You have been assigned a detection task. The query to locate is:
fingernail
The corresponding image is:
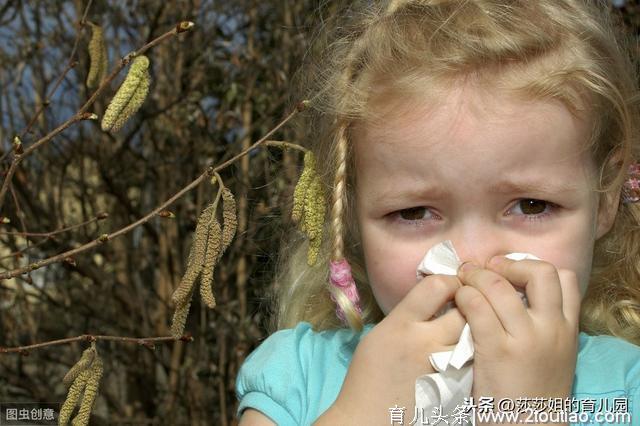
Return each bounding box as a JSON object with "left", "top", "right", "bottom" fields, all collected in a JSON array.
[
  {"left": 459, "top": 262, "right": 478, "bottom": 273},
  {"left": 489, "top": 255, "right": 506, "bottom": 267}
]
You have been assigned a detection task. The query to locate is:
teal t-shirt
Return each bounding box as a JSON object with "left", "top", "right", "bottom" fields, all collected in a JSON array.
[{"left": 235, "top": 322, "right": 640, "bottom": 425}]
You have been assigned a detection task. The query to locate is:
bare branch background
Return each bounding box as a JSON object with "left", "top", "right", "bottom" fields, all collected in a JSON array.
[
  {"left": 0, "top": 0, "right": 340, "bottom": 424},
  {"left": 0, "top": 0, "right": 636, "bottom": 424}
]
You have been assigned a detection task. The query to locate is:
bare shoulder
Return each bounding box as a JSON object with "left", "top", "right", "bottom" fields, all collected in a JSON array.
[{"left": 238, "top": 409, "right": 276, "bottom": 426}]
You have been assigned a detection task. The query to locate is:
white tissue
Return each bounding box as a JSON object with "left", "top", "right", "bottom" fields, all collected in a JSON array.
[{"left": 414, "top": 240, "right": 540, "bottom": 417}]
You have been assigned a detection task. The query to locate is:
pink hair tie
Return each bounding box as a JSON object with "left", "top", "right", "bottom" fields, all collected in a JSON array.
[
  {"left": 329, "top": 259, "right": 362, "bottom": 325},
  {"left": 622, "top": 163, "right": 640, "bottom": 204}
]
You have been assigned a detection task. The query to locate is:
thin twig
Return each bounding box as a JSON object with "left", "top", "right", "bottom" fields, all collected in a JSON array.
[
  {"left": 0, "top": 106, "right": 301, "bottom": 281},
  {"left": 0, "top": 212, "right": 108, "bottom": 238},
  {"left": 0, "top": 237, "right": 50, "bottom": 261},
  {"left": 0, "top": 108, "right": 302, "bottom": 355},
  {"left": 8, "top": 182, "right": 31, "bottom": 271},
  {"left": 8, "top": 183, "right": 28, "bottom": 239},
  {"left": 0, "top": 333, "right": 193, "bottom": 354},
  {"left": 19, "top": 60, "right": 80, "bottom": 141},
  {"left": 213, "top": 171, "right": 225, "bottom": 190},
  {"left": 264, "top": 140, "right": 307, "bottom": 153},
  {"left": 0, "top": 1, "right": 94, "bottom": 167},
  {"left": 0, "top": 214, "right": 91, "bottom": 262},
  {"left": 0, "top": 20, "right": 195, "bottom": 213}
]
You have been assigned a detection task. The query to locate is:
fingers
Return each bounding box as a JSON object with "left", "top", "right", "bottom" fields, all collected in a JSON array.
[
  {"left": 429, "top": 306, "right": 468, "bottom": 346},
  {"left": 557, "top": 269, "right": 581, "bottom": 328},
  {"left": 454, "top": 284, "right": 507, "bottom": 345},
  {"left": 457, "top": 262, "right": 533, "bottom": 336},
  {"left": 391, "top": 274, "right": 462, "bottom": 323},
  {"left": 483, "top": 257, "right": 564, "bottom": 318}
]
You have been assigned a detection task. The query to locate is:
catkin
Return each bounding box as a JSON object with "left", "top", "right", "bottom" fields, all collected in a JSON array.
[
  {"left": 308, "top": 234, "right": 322, "bottom": 265},
  {"left": 292, "top": 151, "right": 315, "bottom": 224},
  {"left": 305, "top": 177, "right": 324, "bottom": 241},
  {"left": 171, "top": 265, "right": 199, "bottom": 307},
  {"left": 86, "top": 23, "right": 108, "bottom": 89},
  {"left": 71, "top": 357, "right": 103, "bottom": 426},
  {"left": 63, "top": 347, "right": 96, "bottom": 386},
  {"left": 59, "top": 370, "right": 90, "bottom": 425},
  {"left": 171, "top": 184, "right": 234, "bottom": 331},
  {"left": 109, "top": 69, "right": 150, "bottom": 132},
  {"left": 200, "top": 219, "right": 221, "bottom": 309},
  {"left": 171, "top": 203, "right": 214, "bottom": 305},
  {"left": 291, "top": 151, "right": 326, "bottom": 265},
  {"left": 101, "top": 55, "right": 150, "bottom": 132},
  {"left": 171, "top": 297, "right": 192, "bottom": 338},
  {"left": 220, "top": 188, "right": 237, "bottom": 256},
  {"left": 304, "top": 176, "right": 326, "bottom": 265}
]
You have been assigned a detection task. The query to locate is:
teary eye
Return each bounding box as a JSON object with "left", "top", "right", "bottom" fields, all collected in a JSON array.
[
  {"left": 510, "top": 199, "right": 558, "bottom": 224},
  {"left": 390, "top": 199, "right": 559, "bottom": 227},
  {"left": 517, "top": 199, "right": 547, "bottom": 215},
  {"left": 399, "top": 206, "right": 428, "bottom": 221}
]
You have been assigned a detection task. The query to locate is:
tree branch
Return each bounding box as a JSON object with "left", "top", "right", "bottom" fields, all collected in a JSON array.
[
  {"left": 0, "top": 333, "right": 193, "bottom": 354},
  {"left": 0, "top": 105, "right": 303, "bottom": 281},
  {"left": 0, "top": 20, "right": 195, "bottom": 213}
]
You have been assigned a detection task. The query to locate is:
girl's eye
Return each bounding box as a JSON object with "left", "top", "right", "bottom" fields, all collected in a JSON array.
[
  {"left": 399, "top": 207, "right": 426, "bottom": 220},
  {"left": 509, "top": 199, "right": 557, "bottom": 223},
  {"left": 392, "top": 199, "right": 557, "bottom": 225},
  {"left": 398, "top": 206, "right": 430, "bottom": 221}
]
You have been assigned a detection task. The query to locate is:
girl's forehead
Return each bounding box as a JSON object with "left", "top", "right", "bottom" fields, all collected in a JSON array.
[
  {"left": 357, "top": 52, "right": 593, "bottom": 127},
  {"left": 351, "top": 83, "right": 596, "bottom": 187},
  {"left": 354, "top": 83, "right": 583, "bottom": 147}
]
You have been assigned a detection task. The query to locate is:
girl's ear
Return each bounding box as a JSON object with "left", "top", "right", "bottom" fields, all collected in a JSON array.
[
  {"left": 595, "top": 186, "right": 621, "bottom": 240},
  {"left": 595, "top": 151, "right": 623, "bottom": 240}
]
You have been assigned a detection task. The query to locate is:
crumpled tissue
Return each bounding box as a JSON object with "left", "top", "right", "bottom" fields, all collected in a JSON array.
[{"left": 414, "top": 240, "right": 540, "bottom": 416}]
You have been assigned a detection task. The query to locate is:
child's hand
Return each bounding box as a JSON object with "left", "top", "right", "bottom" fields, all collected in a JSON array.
[
  {"left": 455, "top": 257, "right": 581, "bottom": 411},
  {"left": 318, "top": 274, "right": 467, "bottom": 424}
]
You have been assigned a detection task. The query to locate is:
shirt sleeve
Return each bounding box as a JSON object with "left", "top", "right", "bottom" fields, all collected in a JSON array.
[
  {"left": 235, "top": 322, "right": 314, "bottom": 425},
  {"left": 572, "top": 334, "right": 640, "bottom": 425}
]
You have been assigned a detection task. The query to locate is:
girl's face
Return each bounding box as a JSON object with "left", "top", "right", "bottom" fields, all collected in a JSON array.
[{"left": 353, "top": 83, "right": 619, "bottom": 315}]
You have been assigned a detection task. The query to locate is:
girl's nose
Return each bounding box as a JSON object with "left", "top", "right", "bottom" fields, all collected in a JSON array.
[{"left": 449, "top": 226, "right": 507, "bottom": 267}]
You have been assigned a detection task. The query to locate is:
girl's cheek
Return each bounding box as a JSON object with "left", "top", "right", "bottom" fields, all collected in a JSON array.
[
  {"left": 368, "top": 257, "right": 422, "bottom": 314},
  {"left": 361, "top": 228, "right": 429, "bottom": 312}
]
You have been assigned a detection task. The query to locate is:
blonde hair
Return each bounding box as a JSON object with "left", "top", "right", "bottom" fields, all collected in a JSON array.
[{"left": 269, "top": 0, "right": 640, "bottom": 344}]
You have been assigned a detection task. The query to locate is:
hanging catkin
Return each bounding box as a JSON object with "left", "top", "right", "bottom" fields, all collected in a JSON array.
[
  {"left": 220, "top": 188, "right": 237, "bottom": 256},
  {"left": 170, "top": 183, "right": 239, "bottom": 336},
  {"left": 171, "top": 203, "right": 215, "bottom": 306},
  {"left": 200, "top": 218, "right": 221, "bottom": 309},
  {"left": 86, "top": 23, "right": 108, "bottom": 89},
  {"left": 109, "top": 68, "right": 150, "bottom": 131},
  {"left": 63, "top": 346, "right": 96, "bottom": 386},
  {"left": 171, "top": 293, "right": 193, "bottom": 338},
  {"left": 101, "top": 55, "right": 150, "bottom": 132},
  {"left": 292, "top": 151, "right": 315, "bottom": 224},
  {"left": 304, "top": 176, "right": 326, "bottom": 265},
  {"left": 291, "top": 151, "right": 326, "bottom": 265},
  {"left": 71, "top": 357, "right": 104, "bottom": 426},
  {"left": 59, "top": 370, "right": 90, "bottom": 425},
  {"left": 59, "top": 346, "right": 104, "bottom": 426},
  {"left": 305, "top": 177, "right": 324, "bottom": 241},
  {"left": 170, "top": 199, "right": 219, "bottom": 336}
]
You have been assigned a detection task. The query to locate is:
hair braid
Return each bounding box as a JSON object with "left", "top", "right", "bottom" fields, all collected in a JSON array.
[
  {"left": 328, "top": 122, "right": 364, "bottom": 331},
  {"left": 331, "top": 124, "right": 348, "bottom": 262}
]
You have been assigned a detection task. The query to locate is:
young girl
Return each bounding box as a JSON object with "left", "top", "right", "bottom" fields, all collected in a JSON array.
[{"left": 236, "top": 0, "right": 640, "bottom": 424}]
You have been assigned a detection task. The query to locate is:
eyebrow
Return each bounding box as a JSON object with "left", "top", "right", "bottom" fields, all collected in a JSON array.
[{"left": 374, "top": 178, "right": 580, "bottom": 204}]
